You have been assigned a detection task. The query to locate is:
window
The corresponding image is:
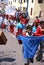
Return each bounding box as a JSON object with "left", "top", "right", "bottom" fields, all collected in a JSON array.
[
  {"left": 24, "top": 0, "right": 27, "bottom": 3},
  {"left": 23, "top": 7, "right": 26, "bottom": 11},
  {"left": 13, "top": 0, "right": 16, "bottom": 2},
  {"left": 19, "top": 0, "right": 22, "bottom": 3},
  {"left": 9, "top": 1, "right": 12, "bottom": 5},
  {"left": 15, "top": 0, "right": 16, "bottom": 2},
  {"left": 9, "top": 1, "right": 10, "bottom": 4},
  {"left": 1, "top": 0, "right": 3, "bottom": 1},
  {"left": 32, "top": 0, "right": 34, "bottom": 3},
  {"left": 11, "top": 1, "right": 12, "bottom": 4},
  {"left": 30, "top": 8, "right": 33, "bottom": 15},
  {"left": 38, "top": 0, "right": 43, "bottom": 3}
]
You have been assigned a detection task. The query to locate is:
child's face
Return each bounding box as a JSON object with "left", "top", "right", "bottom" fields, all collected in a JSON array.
[
  {"left": 27, "top": 29, "right": 31, "bottom": 34},
  {"left": 28, "top": 29, "right": 32, "bottom": 35},
  {"left": 28, "top": 30, "right": 31, "bottom": 33},
  {"left": 34, "top": 22, "right": 37, "bottom": 26}
]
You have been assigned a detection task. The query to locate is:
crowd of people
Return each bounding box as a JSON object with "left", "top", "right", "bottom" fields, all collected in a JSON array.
[
  {"left": 0, "top": 12, "right": 44, "bottom": 65},
  {"left": 15, "top": 16, "right": 44, "bottom": 65}
]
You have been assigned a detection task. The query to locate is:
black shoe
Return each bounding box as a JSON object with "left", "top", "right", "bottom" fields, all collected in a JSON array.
[
  {"left": 36, "top": 57, "right": 42, "bottom": 61},
  {"left": 30, "top": 58, "right": 34, "bottom": 63},
  {"left": 24, "top": 63, "right": 29, "bottom": 65}
]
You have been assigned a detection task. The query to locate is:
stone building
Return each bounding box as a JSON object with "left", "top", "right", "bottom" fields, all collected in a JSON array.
[{"left": 28, "top": 0, "right": 44, "bottom": 18}]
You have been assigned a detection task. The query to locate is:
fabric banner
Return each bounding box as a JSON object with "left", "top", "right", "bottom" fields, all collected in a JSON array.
[{"left": 17, "top": 36, "right": 44, "bottom": 58}]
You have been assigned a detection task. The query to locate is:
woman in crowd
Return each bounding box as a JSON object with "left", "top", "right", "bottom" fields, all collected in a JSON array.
[
  {"left": 33, "top": 21, "right": 43, "bottom": 61},
  {"left": 32, "top": 21, "right": 37, "bottom": 35}
]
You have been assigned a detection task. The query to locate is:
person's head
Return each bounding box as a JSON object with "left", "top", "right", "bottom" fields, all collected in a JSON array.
[
  {"left": 26, "top": 25, "right": 32, "bottom": 35},
  {"left": 36, "top": 16, "right": 39, "bottom": 20},
  {"left": 33, "top": 22, "right": 37, "bottom": 26},
  {"left": 32, "top": 21, "right": 38, "bottom": 28}
]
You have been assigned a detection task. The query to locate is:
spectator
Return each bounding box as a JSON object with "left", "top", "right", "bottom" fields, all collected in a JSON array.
[
  {"left": 34, "top": 16, "right": 40, "bottom": 23},
  {"left": 34, "top": 21, "right": 42, "bottom": 36},
  {"left": 32, "top": 22, "right": 37, "bottom": 34},
  {"left": 3, "top": 16, "right": 9, "bottom": 31},
  {"left": 21, "top": 25, "right": 34, "bottom": 65},
  {"left": 34, "top": 21, "right": 43, "bottom": 61},
  {"left": 16, "top": 20, "right": 26, "bottom": 36}
]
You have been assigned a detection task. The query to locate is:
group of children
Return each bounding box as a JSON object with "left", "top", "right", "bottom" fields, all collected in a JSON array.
[
  {"left": 16, "top": 16, "right": 44, "bottom": 37},
  {"left": 0, "top": 14, "right": 17, "bottom": 32},
  {"left": 0, "top": 14, "right": 44, "bottom": 65},
  {"left": 16, "top": 16, "right": 44, "bottom": 65}
]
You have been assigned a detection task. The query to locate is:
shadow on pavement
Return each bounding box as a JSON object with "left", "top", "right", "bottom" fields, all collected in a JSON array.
[{"left": 0, "top": 57, "right": 16, "bottom": 62}]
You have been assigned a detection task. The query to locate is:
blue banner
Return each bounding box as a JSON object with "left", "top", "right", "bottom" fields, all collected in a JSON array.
[{"left": 17, "top": 36, "right": 44, "bottom": 58}]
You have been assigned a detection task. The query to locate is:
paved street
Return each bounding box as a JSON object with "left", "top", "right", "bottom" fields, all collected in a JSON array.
[{"left": 0, "top": 31, "right": 44, "bottom": 65}]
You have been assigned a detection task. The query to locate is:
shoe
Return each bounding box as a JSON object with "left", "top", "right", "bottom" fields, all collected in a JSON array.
[
  {"left": 24, "top": 63, "right": 29, "bottom": 65},
  {"left": 36, "top": 58, "right": 42, "bottom": 61},
  {"left": 30, "top": 58, "right": 34, "bottom": 63},
  {"left": 36, "top": 56, "right": 42, "bottom": 61}
]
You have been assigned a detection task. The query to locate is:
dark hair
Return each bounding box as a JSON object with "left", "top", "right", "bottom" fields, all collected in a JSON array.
[
  {"left": 26, "top": 25, "right": 32, "bottom": 30},
  {"left": 36, "top": 16, "right": 38, "bottom": 18},
  {"left": 40, "top": 20, "right": 44, "bottom": 25},
  {"left": 32, "top": 22, "right": 38, "bottom": 28}
]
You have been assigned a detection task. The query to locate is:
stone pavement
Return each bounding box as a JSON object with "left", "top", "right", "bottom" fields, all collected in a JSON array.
[
  {"left": 0, "top": 31, "right": 44, "bottom": 65},
  {"left": 0, "top": 31, "right": 24, "bottom": 65}
]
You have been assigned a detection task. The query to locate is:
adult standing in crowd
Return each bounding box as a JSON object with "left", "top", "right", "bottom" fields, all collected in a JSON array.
[
  {"left": 34, "top": 21, "right": 43, "bottom": 61},
  {"left": 32, "top": 21, "right": 37, "bottom": 34},
  {"left": 34, "top": 16, "right": 40, "bottom": 23}
]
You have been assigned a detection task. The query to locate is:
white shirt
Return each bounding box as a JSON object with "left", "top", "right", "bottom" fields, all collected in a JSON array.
[
  {"left": 26, "top": 32, "right": 29, "bottom": 36},
  {"left": 3, "top": 18, "right": 9, "bottom": 25},
  {"left": 10, "top": 20, "right": 14, "bottom": 25},
  {"left": 13, "top": 20, "right": 17, "bottom": 26}
]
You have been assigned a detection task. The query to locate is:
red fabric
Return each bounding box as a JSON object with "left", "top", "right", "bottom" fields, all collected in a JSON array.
[
  {"left": 16, "top": 28, "right": 23, "bottom": 36},
  {"left": 22, "top": 33, "right": 26, "bottom": 36},
  {"left": 16, "top": 28, "right": 23, "bottom": 45},
  {"left": 34, "top": 19, "right": 40, "bottom": 23},
  {"left": 10, "top": 25, "right": 14, "bottom": 33},
  {"left": 2, "top": 23, "right": 6, "bottom": 28},
  {"left": 18, "top": 28, "right": 22, "bottom": 34},
  {"left": 23, "top": 20, "right": 27, "bottom": 24},
  {"left": 20, "top": 18, "right": 24, "bottom": 21},
  {"left": 21, "top": 18, "right": 28, "bottom": 24},
  {"left": 19, "top": 16, "right": 23, "bottom": 19},
  {"left": 34, "top": 27, "right": 42, "bottom": 36},
  {"left": 16, "top": 32, "right": 18, "bottom": 37}
]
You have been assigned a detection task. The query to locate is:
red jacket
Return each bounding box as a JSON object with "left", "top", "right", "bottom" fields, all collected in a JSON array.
[
  {"left": 34, "top": 26, "right": 42, "bottom": 36},
  {"left": 34, "top": 19, "right": 40, "bottom": 23}
]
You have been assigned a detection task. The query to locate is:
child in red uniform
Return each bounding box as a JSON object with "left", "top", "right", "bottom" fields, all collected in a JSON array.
[
  {"left": 22, "top": 25, "right": 32, "bottom": 36},
  {"left": 34, "top": 21, "right": 42, "bottom": 36},
  {"left": 34, "top": 21, "right": 43, "bottom": 61},
  {"left": 16, "top": 20, "right": 26, "bottom": 44},
  {"left": 34, "top": 16, "right": 40, "bottom": 23}
]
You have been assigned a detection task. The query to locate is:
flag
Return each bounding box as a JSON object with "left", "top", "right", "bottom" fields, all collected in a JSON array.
[{"left": 16, "top": 35, "right": 44, "bottom": 58}]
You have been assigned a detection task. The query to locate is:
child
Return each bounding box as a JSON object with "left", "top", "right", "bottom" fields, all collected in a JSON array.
[
  {"left": 22, "top": 25, "right": 34, "bottom": 65},
  {"left": 35, "top": 21, "right": 44, "bottom": 61},
  {"left": 24, "top": 25, "right": 32, "bottom": 36},
  {"left": 16, "top": 20, "right": 26, "bottom": 44},
  {"left": 32, "top": 22, "right": 37, "bottom": 34}
]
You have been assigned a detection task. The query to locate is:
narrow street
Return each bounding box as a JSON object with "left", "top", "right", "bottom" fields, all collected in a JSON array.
[{"left": 0, "top": 31, "right": 44, "bottom": 65}]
